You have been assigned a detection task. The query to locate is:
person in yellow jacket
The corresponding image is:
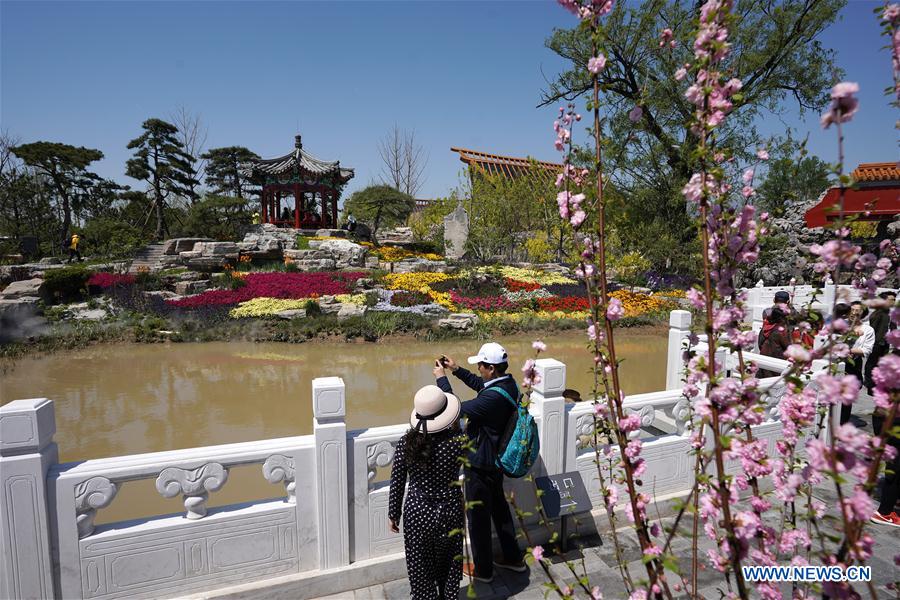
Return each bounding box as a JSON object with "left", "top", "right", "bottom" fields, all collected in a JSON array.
[
  {"left": 68, "top": 233, "right": 82, "bottom": 263},
  {"left": 251, "top": 211, "right": 261, "bottom": 225}
]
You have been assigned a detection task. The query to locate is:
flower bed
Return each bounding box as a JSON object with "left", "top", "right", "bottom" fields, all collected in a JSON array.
[
  {"left": 88, "top": 272, "right": 135, "bottom": 290},
  {"left": 504, "top": 277, "right": 541, "bottom": 292},
  {"left": 467, "top": 266, "right": 576, "bottom": 286},
  {"left": 535, "top": 296, "right": 591, "bottom": 312},
  {"left": 390, "top": 290, "right": 431, "bottom": 307},
  {"left": 168, "top": 271, "right": 366, "bottom": 308},
  {"left": 449, "top": 291, "right": 522, "bottom": 312},
  {"left": 609, "top": 289, "right": 672, "bottom": 317}
]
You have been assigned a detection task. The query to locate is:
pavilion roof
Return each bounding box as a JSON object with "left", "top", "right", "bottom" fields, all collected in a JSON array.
[
  {"left": 247, "top": 136, "right": 354, "bottom": 184},
  {"left": 450, "top": 147, "right": 562, "bottom": 182},
  {"left": 852, "top": 162, "right": 900, "bottom": 184}
]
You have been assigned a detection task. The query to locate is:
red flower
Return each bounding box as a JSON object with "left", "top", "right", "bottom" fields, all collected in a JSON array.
[
  {"left": 88, "top": 272, "right": 136, "bottom": 289},
  {"left": 168, "top": 271, "right": 366, "bottom": 308},
  {"left": 536, "top": 296, "right": 590, "bottom": 312},
  {"left": 504, "top": 277, "right": 541, "bottom": 292}
]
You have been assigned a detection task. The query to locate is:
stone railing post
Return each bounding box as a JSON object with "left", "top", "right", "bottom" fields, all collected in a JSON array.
[
  {"left": 0, "top": 398, "right": 58, "bottom": 600},
  {"left": 530, "top": 359, "right": 567, "bottom": 477},
  {"left": 822, "top": 277, "right": 836, "bottom": 316},
  {"left": 312, "top": 377, "right": 349, "bottom": 570},
  {"left": 666, "top": 310, "right": 692, "bottom": 390}
]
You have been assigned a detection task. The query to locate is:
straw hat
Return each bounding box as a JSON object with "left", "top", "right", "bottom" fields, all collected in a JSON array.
[{"left": 409, "top": 385, "right": 461, "bottom": 434}]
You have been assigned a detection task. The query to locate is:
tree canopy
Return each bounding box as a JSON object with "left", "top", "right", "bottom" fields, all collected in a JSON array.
[
  {"left": 543, "top": 0, "right": 844, "bottom": 273},
  {"left": 12, "top": 141, "right": 105, "bottom": 244},
  {"left": 126, "top": 118, "right": 199, "bottom": 240},
  {"left": 201, "top": 146, "right": 261, "bottom": 199},
  {"left": 342, "top": 184, "right": 415, "bottom": 241}
]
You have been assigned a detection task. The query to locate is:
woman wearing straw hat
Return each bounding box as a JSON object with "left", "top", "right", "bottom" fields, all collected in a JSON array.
[{"left": 388, "top": 385, "right": 465, "bottom": 599}]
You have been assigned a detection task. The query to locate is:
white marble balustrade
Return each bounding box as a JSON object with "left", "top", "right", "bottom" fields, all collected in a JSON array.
[{"left": 0, "top": 310, "right": 838, "bottom": 600}]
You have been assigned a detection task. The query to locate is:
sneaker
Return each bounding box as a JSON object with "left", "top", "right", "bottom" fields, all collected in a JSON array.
[
  {"left": 870, "top": 511, "right": 900, "bottom": 527},
  {"left": 462, "top": 562, "right": 493, "bottom": 583},
  {"left": 493, "top": 558, "right": 528, "bottom": 573}
]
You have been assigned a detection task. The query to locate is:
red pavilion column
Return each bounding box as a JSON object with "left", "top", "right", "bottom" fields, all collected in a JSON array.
[
  {"left": 321, "top": 189, "right": 327, "bottom": 230},
  {"left": 331, "top": 190, "right": 338, "bottom": 229},
  {"left": 294, "top": 184, "right": 301, "bottom": 229},
  {"left": 262, "top": 189, "right": 268, "bottom": 223}
]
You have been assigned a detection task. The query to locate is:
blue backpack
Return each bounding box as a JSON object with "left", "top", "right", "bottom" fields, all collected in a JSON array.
[{"left": 492, "top": 386, "right": 540, "bottom": 478}]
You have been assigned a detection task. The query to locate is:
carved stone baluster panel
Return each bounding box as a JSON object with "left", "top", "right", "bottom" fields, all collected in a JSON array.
[
  {"left": 263, "top": 454, "right": 296, "bottom": 504},
  {"left": 574, "top": 413, "right": 595, "bottom": 450},
  {"left": 155, "top": 462, "right": 228, "bottom": 520},
  {"left": 74, "top": 477, "right": 118, "bottom": 538},
  {"left": 668, "top": 398, "right": 692, "bottom": 436},
  {"left": 625, "top": 405, "right": 656, "bottom": 439},
  {"left": 366, "top": 441, "right": 396, "bottom": 489},
  {"left": 763, "top": 382, "right": 786, "bottom": 422}
]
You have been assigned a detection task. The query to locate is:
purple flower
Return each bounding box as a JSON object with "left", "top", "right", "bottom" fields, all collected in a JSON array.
[
  {"left": 628, "top": 105, "right": 643, "bottom": 122},
  {"left": 588, "top": 54, "right": 607, "bottom": 73},
  {"left": 820, "top": 81, "right": 860, "bottom": 129},
  {"left": 606, "top": 297, "right": 625, "bottom": 321}
]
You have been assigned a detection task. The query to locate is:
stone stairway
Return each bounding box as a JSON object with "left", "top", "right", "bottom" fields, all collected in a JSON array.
[{"left": 128, "top": 243, "right": 167, "bottom": 273}]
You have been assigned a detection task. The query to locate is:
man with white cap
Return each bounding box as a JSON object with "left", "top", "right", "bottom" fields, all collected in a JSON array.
[{"left": 433, "top": 341, "right": 526, "bottom": 582}]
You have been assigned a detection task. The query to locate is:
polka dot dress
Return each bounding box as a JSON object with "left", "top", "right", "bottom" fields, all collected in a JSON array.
[{"left": 389, "top": 431, "right": 465, "bottom": 600}]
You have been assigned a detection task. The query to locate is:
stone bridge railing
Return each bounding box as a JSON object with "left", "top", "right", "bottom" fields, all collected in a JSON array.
[{"left": 2, "top": 312, "right": 833, "bottom": 600}]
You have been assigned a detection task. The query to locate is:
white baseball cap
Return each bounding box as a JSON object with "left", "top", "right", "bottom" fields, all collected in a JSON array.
[{"left": 467, "top": 342, "right": 508, "bottom": 365}]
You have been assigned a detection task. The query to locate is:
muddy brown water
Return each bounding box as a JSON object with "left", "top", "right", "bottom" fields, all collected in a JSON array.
[{"left": 1, "top": 330, "right": 667, "bottom": 523}]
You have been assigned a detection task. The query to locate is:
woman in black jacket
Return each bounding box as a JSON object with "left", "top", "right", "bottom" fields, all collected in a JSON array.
[{"left": 389, "top": 385, "right": 465, "bottom": 599}]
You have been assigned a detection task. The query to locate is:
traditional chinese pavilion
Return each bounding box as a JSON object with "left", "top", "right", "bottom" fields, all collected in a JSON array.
[
  {"left": 246, "top": 135, "right": 354, "bottom": 229},
  {"left": 804, "top": 162, "right": 900, "bottom": 232}
]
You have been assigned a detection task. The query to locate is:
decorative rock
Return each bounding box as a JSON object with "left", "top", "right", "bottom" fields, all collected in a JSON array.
[
  {"left": 376, "top": 227, "right": 414, "bottom": 244},
  {"left": 178, "top": 250, "right": 202, "bottom": 260},
  {"left": 143, "top": 290, "right": 179, "bottom": 301},
  {"left": 183, "top": 256, "right": 232, "bottom": 272},
  {"left": 364, "top": 256, "right": 380, "bottom": 269},
  {"left": 161, "top": 238, "right": 213, "bottom": 255},
  {"left": 276, "top": 309, "right": 307, "bottom": 320},
  {"left": 315, "top": 229, "right": 347, "bottom": 238},
  {"left": 38, "top": 257, "right": 62, "bottom": 265},
  {"left": 284, "top": 249, "right": 331, "bottom": 260},
  {"left": 391, "top": 258, "right": 449, "bottom": 274},
  {"left": 293, "top": 259, "right": 337, "bottom": 271},
  {"left": 317, "top": 239, "right": 366, "bottom": 268},
  {"left": 420, "top": 304, "right": 450, "bottom": 317},
  {"left": 174, "top": 280, "right": 209, "bottom": 295},
  {"left": 0, "top": 297, "right": 46, "bottom": 343},
  {"left": 438, "top": 313, "right": 479, "bottom": 330},
  {"left": 443, "top": 203, "right": 469, "bottom": 259},
  {"left": 193, "top": 241, "right": 239, "bottom": 256},
  {"left": 354, "top": 278, "right": 374, "bottom": 290},
  {"left": 337, "top": 303, "right": 367, "bottom": 320},
  {"left": 0, "top": 278, "right": 43, "bottom": 299}
]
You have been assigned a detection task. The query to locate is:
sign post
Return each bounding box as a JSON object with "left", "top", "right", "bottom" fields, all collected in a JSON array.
[{"left": 534, "top": 471, "right": 593, "bottom": 562}]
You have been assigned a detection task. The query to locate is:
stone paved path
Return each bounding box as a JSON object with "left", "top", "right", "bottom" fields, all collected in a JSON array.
[{"left": 313, "top": 397, "right": 900, "bottom": 600}]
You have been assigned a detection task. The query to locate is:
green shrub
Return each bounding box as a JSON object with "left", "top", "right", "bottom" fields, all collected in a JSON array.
[
  {"left": 304, "top": 299, "right": 322, "bottom": 316},
  {"left": 134, "top": 271, "right": 164, "bottom": 291},
  {"left": 296, "top": 236, "right": 311, "bottom": 250},
  {"left": 41, "top": 265, "right": 91, "bottom": 304}
]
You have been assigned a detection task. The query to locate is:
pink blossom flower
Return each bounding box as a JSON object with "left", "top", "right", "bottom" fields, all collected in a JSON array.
[
  {"left": 741, "top": 185, "right": 755, "bottom": 198},
  {"left": 588, "top": 54, "right": 607, "bottom": 73},
  {"left": 532, "top": 340, "right": 547, "bottom": 353},
  {"left": 872, "top": 354, "right": 900, "bottom": 390},
  {"left": 591, "top": 586, "right": 603, "bottom": 600},
  {"left": 607, "top": 297, "right": 625, "bottom": 321},
  {"left": 883, "top": 3, "right": 900, "bottom": 23},
  {"left": 628, "top": 105, "right": 643, "bottom": 122},
  {"left": 742, "top": 168, "right": 755, "bottom": 184},
  {"left": 820, "top": 81, "right": 860, "bottom": 129},
  {"left": 674, "top": 66, "right": 688, "bottom": 80},
  {"left": 570, "top": 210, "right": 587, "bottom": 228},
  {"left": 756, "top": 149, "right": 770, "bottom": 160},
  {"left": 784, "top": 344, "right": 811, "bottom": 363},
  {"left": 643, "top": 544, "right": 663, "bottom": 557},
  {"left": 659, "top": 28, "right": 674, "bottom": 47},
  {"left": 531, "top": 545, "right": 544, "bottom": 562}
]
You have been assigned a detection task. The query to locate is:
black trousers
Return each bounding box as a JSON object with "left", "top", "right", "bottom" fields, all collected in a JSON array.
[
  {"left": 872, "top": 413, "right": 900, "bottom": 515},
  {"left": 840, "top": 359, "right": 864, "bottom": 425},
  {"left": 464, "top": 467, "right": 521, "bottom": 578}
]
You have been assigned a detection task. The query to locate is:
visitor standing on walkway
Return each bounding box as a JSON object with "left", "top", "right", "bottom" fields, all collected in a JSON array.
[
  {"left": 67, "top": 233, "right": 82, "bottom": 263},
  {"left": 762, "top": 290, "right": 793, "bottom": 321},
  {"left": 433, "top": 342, "right": 527, "bottom": 583},
  {"left": 835, "top": 302, "right": 875, "bottom": 425},
  {"left": 388, "top": 385, "right": 465, "bottom": 600},
  {"left": 758, "top": 307, "right": 791, "bottom": 377},
  {"left": 865, "top": 291, "right": 896, "bottom": 394}
]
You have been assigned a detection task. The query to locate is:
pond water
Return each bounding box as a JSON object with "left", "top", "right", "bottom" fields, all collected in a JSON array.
[{"left": 1, "top": 330, "right": 667, "bottom": 522}]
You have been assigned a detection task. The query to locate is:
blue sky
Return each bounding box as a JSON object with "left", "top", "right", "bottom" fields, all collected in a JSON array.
[{"left": 2, "top": 1, "right": 896, "bottom": 202}]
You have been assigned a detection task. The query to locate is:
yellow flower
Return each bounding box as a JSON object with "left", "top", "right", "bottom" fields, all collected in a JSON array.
[
  {"left": 383, "top": 272, "right": 451, "bottom": 291},
  {"left": 229, "top": 297, "right": 311, "bottom": 318},
  {"left": 466, "top": 266, "right": 575, "bottom": 286}
]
